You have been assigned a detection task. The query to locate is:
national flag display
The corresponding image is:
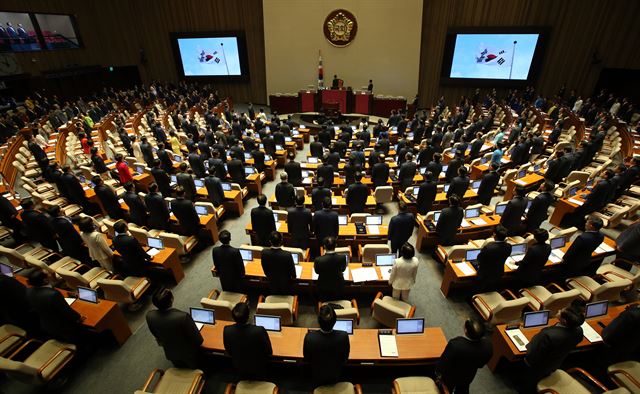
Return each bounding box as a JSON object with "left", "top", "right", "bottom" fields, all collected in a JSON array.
[
  {"left": 318, "top": 50, "right": 324, "bottom": 89},
  {"left": 475, "top": 47, "right": 510, "bottom": 67}
]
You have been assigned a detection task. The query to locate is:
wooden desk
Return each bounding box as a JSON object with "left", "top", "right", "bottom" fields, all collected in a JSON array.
[
  {"left": 169, "top": 213, "right": 219, "bottom": 244},
  {"left": 504, "top": 173, "right": 545, "bottom": 200},
  {"left": 201, "top": 320, "right": 447, "bottom": 365},
  {"left": 398, "top": 189, "right": 480, "bottom": 214},
  {"left": 110, "top": 241, "right": 184, "bottom": 284},
  {"left": 548, "top": 192, "right": 588, "bottom": 226},
  {"left": 415, "top": 214, "right": 500, "bottom": 251},
  {"left": 269, "top": 195, "right": 378, "bottom": 214}
]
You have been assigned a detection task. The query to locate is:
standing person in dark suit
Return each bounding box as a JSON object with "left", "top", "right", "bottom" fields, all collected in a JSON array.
[
  {"left": 602, "top": 304, "right": 640, "bottom": 363},
  {"left": 284, "top": 153, "right": 303, "bottom": 186},
  {"left": 388, "top": 201, "right": 415, "bottom": 253},
  {"left": 251, "top": 147, "right": 266, "bottom": 173},
  {"left": 275, "top": 172, "right": 296, "bottom": 208},
  {"left": 49, "top": 205, "right": 90, "bottom": 263},
  {"left": 303, "top": 305, "right": 350, "bottom": 388},
  {"left": 171, "top": 187, "right": 200, "bottom": 237},
  {"left": 476, "top": 163, "right": 500, "bottom": 205},
  {"left": 188, "top": 146, "right": 207, "bottom": 178},
  {"left": 151, "top": 159, "right": 173, "bottom": 198},
  {"left": 416, "top": 171, "right": 438, "bottom": 215},
  {"left": 525, "top": 181, "right": 555, "bottom": 231},
  {"left": 310, "top": 135, "right": 325, "bottom": 158},
  {"left": 317, "top": 157, "right": 335, "bottom": 188},
  {"left": 112, "top": 220, "right": 152, "bottom": 277},
  {"left": 146, "top": 289, "right": 203, "bottom": 368},
  {"left": 398, "top": 153, "right": 417, "bottom": 191},
  {"left": 313, "top": 198, "right": 339, "bottom": 246},
  {"left": 0, "top": 193, "right": 23, "bottom": 242},
  {"left": 525, "top": 306, "right": 584, "bottom": 386},
  {"left": 145, "top": 183, "right": 171, "bottom": 231},
  {"left": 60, "top": 165, "right": 90, "bottom": 208},
  {"left": 204, "top": 169, "right": 225, "bottom": 207},
  {"left": 426, "top": 153, "right": 443, "bottom": 180},
  {"left": 90, "top": 147, "right": 109, "bottom": 175},
  {"left": 500, "top": 187, "right": 528, "bottom": 236},
  {"left": 211, "top": 230, "right": 245, "bottom": 293},
  {"left": 447, "top": 166, "right": 470, "bottom": 199},
  {"left": 371, "top": 154, "right": 390, "bottom": 188},
  {"left": 93, "top": 176, "right": 126, "bottom": 219},
  {"left": 311, "top": 178, "right": 332, "bottom": 211},
  {"left": 287, "top": 196, "right": 313, "bottom": 249},
  {"left": 514, "top": 229, "right": 552, "bottom": 286},
  {"left": 27, "top": 135, "right": 47, "bottom": 169},
  {"left": 261, "top": 232, "right": 296, "bottom": 295},
  {"left": 345, "top": 172, "right": 369, "bottom": 214},
  {"left": 445, "top": 152, "right": 464, "bottom": 182},
  {"left": 314, "top": 237, "right": 347, "bottom": 301},
  {"left": 227, "top": 157, "right": 246, "bottom": 186},
  {"left": 223, "top": 302, "right": 272, "bottom": 380},
  {"left": 476, "top": 225, "right": 512, "bottom": 291},
  {"left": 0, "top": 274, "right": 34, "bottom": 331},
  {"left": 562, "top": 216, "right": 604, "bottom": 277},
  {"left": 140, "top": 136, "right": 155, "bottom": 167},
  {"left": 20, "top": 199, "right": 59, "bottom": 252},
  {"left": 436, "top": 195, "right": 464, "bottom": 246},
  {"left": 436, "top": 318, "right": 493, "bottom": 394},
  {"left": 468, "top": 132, "right": 485, "bottom": 159},
  {"left": 156, "top": 143, "right": 174, "bottom": 174},
  {"left": 176, "top": 163, "right": 197, "bottom": 202},
  {"left": 123, "top": 182, "right": 148, "bottom": 227},
  {"left": 544, "top": 151, "right": 564, "bottom": 184},
  {"left": 251, "top": 194, "right": 276, "bottom": 246}
]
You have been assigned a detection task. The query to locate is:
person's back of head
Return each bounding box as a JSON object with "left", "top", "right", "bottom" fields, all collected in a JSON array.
[
  {"left": 257, "top": 194, "right": 267, "bottom": 206},
  {"left": 28, "top": 269, "right": 47, "bottom": 287},
  {"left": 515, "top": 186, "right": 526, "bottom": 198},
  {"left": 398, "top": 201, "right": 408, "bottom": 213},
  {"left": 179, "top": 162, "right": 188, "bottom": 172},
  {"left": 124, "top": 182, "right": 134, "bottom": 192},
  {"left": 48, "top": 204, "right": 61, "bottom": 217},
  {"left": 318, "top": 304, "right": 337, "bottom": 332},
  {"left": 323, "top": 236, "right": 336, "bottom": 252},
  {"left": 400, "top": 243, "right": 415, "bottom": 259},
  {"left": 448, "top": 194, "right": 460, "bottom": 207},
  {"left": 533, "top": 228, "right": 549, "bottom": 244},
  {"left": 78, "top": 217, "right": 94, "bottom": 233},
  {"left": 494, "top": 224, "right": 508, "bottom": 241},
  {"left": 354, "top": 172, "right": 363, "bottom": 182},
  {"left": 219, "top": 229, "right": 231, "bottom": 245},
  {"left": 464, "top": 317, "right": 486, "bottom": 341},
  {"left": 152, "top": 288, "right": 173, "bottom": 311},
  {"left": 280, "top": 172, "right": 288, "bottom": 182},
  {"left": 114, "top": 220, "right": 127, "bottom": 234},
  {"left": 231, "top": 302, "right": 250, "bottom": 325},
  {"left": 586, "top": 216, "right": 604, "bottom": 231},
  {"left": 560, "top": 307, "right": 584, "bottom": 328},
  {"left": 322, "top": 196, "right": 332, "bottom": 210},
  {"left": 269, "top": 231, "right": 282, "bottom": 247},
  {"left": 175, "top": 186, "right": 185, "bottom": 198}
]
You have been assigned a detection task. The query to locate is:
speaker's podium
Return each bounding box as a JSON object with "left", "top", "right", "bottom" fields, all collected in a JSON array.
[
  {"left": 322, "top": 89, "right": 347, "bottom": 113},
  {"left": 355, "top": 91, "right": 373, "bottom": 115},
  {"left": 298, "top": 89, "right": 317, "bottom": 112}
]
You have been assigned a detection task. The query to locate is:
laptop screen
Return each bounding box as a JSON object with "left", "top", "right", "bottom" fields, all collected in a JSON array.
[
  {"left": 196, "top": 206, "right": 208, "bottom": 216},
  {"left": 244, "top": 167, "right": 256, "bottom": 175},
  {"left": 136, "top": 165, "right": 145, "bottom": 174},
  {"left": 444, "top": 184, "right": 450, "bottom": 193},
  {"left": 550, "top": 236, "right": 566, "bottom": 250},
  {"left": 273, "top": 213, "right": 279, "bottom": 223},
  {"left": 291, "top": 253, "right": 299, "bottom": 265},
  {"left": 275, "top": 144, "right": 283, "bottom": 151},
  {"left": 301, "top": 170, "right": 309, "bottom": 178},
  {"left": 239, "top": 249, "right": 253, "bottom": 261},
  {"left": 170, "top": 175, "right": 177, "bottom": 184},
  {"left": 523, "top": 310, "right": 549, "bottom": 328},
  {"left": 0, "top": 262, "right": 14, "bottom": 277},
  {"left": 194, "top": 179, "right": 204, "bottom": 188},
  {"left": 569, "top": 187, "right": 578, "bottom": 197},
  {"left": 375, "top": 254, "right": 396, "bottom": 266},
  {"left": 174, "top": 155, "right": 182, "bottom": 162},
  {"left": 338, "top": 215, "right": 348, "bottom": 225},
  {"left": 334, "top": 319, "right": 354, "bottom": 335},
  {"left": 396, "top": 318, "right": 425, "bottom": 334},
  {"left": 434, "top": 211, "right": 441, "bottom": 222},
  {"left": 465, "top": 208, "right": 480, "bottom": 218},
  {"left": 78, "top": 287, "right": 98, "bottom": 303},
  {"left": 518, "top": 170, "right": 526, "bottom": 179},
  {"left": 419, "top": 167, "right": 427, "bottom": 175},
  {"left": 221, "top": 182, "right": 231, "bottom": 191},
  {"left": 147, "top": 237, "right": 163, "bottom": 249},
  {"left": 442, "top": 165, "right": 448, "bottom": 173},
  {"left": 254, "top": 315, "right": 281, "bottom": 332},
  {"left": 285, "top": 136, "right": 292, "bottom": 142},
  {"left": 244, "top": 153, "right": 251, "bottom": 160},
  {"left": 495, "top": 203, "right": 507, "bottom": 215},
  {"left": 585, "top": 301, "right": 608, "bottom": 319},
  {"left": 511, "top": 243, "right": 527, "bottom": 256},
  {"left": 472, "top": 180, "right": 482, "bottom": 189},
  {"left": 190, "top": 307, "right": 215, "bottom": 325},
  {"left": 413, "top": 186, "right": 420, "bottom": 196},
  {"left": 466, "top": 249, "right": 481, "bottom": 262},
  {"left": 366, "top": 215, "right": 383, "bottom": 226},
  {"left": 308, "top": 157, "right": 318, "bottom": 164}
]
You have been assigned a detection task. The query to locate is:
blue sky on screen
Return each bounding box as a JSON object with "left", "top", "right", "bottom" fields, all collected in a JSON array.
[
  {"left": 450, "top": 34, "right": 539, "bottom": 80},
  {"left": 177, "top": 37, "right": 241, "bottom": 76}
]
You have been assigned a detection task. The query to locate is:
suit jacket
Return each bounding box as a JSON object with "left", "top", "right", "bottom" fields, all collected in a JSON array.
[
  {"left": 525, "top": 191, "right": 554, "bottom": 230},
  {"left": 311, "top": 187, "right": 331, "bottom": 211},
  {"left": 124, "top": 191, "right": 148, "bottom": 227},
  {"left": 146, "top": 308, "right": 203, "bottom": 368},
  {"left": 515, "top": 242, "right": 551, "bottom": 285},
  {"left": 500, "top": 196, "right": 528, "bottom": 235},
  {"left": 416, "top": 180, "right": 437, "bottom": 215},
  {"left": 317, "top": 165, "right": 335, "bottom": 188},
  {"left": 204, "top": 175, "right": 225, "bottom": 206},
  {"left": 477, "top": 241, "right": 512, "bottom": 290},
  {"left": 251, "top": 149, "right": 266, "bottom": 173},
  {"left": 285, "top": 161, "right": 303, "bottom": 186},
  {"left": 287, "top": 206, "right": 313, "bottom": 248},
  {"left": 398, "top": 161, "right": 417, "bottom": 190},
  {"left": 310, "top": 142, "right": 324, "bottom": 158},
  {"left": 227, "top": 159, "right": 246, "bottom": 185},
  {"left": 447, "top": 176, "right": 470, "bottom": 199},
  {"left": 26, "top": 286, "right": 82, "bottom": 343},
  {"left": 313, "top": 209, "right": 339, "bottom": 244},
  {"left": 346, "top": 182, "right": 369, "bottom": 213},
  {"left": 212, "top": 244, "right": 245, "bottom": 292},
  {"left": 51, "top": 216, "right": 87, "bottom": 259},
  {"left": 469, "top": 139, "right": 484, "bottom": 159},
  {"left": 583, "top": 179, "right": 610, "bottom": 213},
  {"left": 151, "top": 167, "right": 172, "bottom": 197},
  {"left": 140, "top": 142, "right": 155, "bottom": 166},
  {"left": 445, "top": 158, "right": 463, "bottom": 182},
  {"left": 261, "top": 247, "right": 296, "bottom": 294},
  {"left": 251, "top": 206, "right": 276, "bottom": 245},
  {"left": 602, "top": 305, "right": 640, "bottom": 361},
  {"left": 388, "top": 212, "right": 415, "bottom": 252},
  {"left": 188, "top": 153, "right": 207, "bottom": 178},
  {"left": 176, "top": 172, "right": 197, "bottom": 201},
  {"left": 0, "top": 275, "right": 32, "bottom": 329},
  {"left": 477, "top": 171, "right": 500, "bottom": 205},
  {"left": 436, "top": 336, "right": 493, "bottom": 391},
  {"left": 0, "top": 195, "right": 18, "bottom": 225},
  {"left": 113, "top": 233, "right": 150, "bottom": 276},
  {"left": 91, "top": 154, "right": 109, "bottom": 174},
  {"left": 171, "top": 197, "right": 200, "bottom": 236},
  {"left": 145, "top": 192, "right": 170, "bottom": 230},
  {"left": 61, "top": 172, "right": 86, "bottom": 205},
  {"left": 562, "top": 231, "right": 604, "bottom": 276},
  {"left": 372, "top": 162, "right": 390, "bottom": 187},
  {"left": 223, "top": 323, "right": 273, "bottom": 379},
  {"left": 545, "top": 158, "right": 563, "bottom": 183},
  {"left": 314, "top": 253, "right": 347, "bottom": 300},
  {"left": 157, "top": 149, "right": 174, "bottom": 173},
  {"left": 21, "top": 209, "right": 56, "bottom": 246},
  {"left": 303, "top": 330, "right": 350, "bottom": 387},
  {"left": 526, "top": 325, "right": 583, "bottom": 378},
  {"left": 436, "top": 206, "right": 464, "bottom": 245},
  {"left": 275, "top": 182, "right": 296, "bottom": 208}
]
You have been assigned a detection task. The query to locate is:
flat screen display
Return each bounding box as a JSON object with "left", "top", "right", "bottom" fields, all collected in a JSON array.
[
  {"left": 190, "top": 307, "right": 215, "bottom": 324},
  {"left": 396, "top": 318, "right": 425, "bottom": 334},
  {"left": 523, "top": 310, "right": 549, "bottom": 328},
  {"left": 585, "top": 301, "right": 608, "bottom": 319},
  {"left": 550, "top": 236, "right": 566, "bottom": 250},
  {"left": 334, "top": 319, "right": 354, "bottom": 334},
  {"left": 240, "top": 249, "right": 253, "bottom": 261},
  {"left": 172, "top": 32, "right": 249, "bottom": 80},
  {"left": 0, "top": 12, "right": 40, "bottom": 52},
  {"left": 375, "top": 254, "right": 396, "bottom": 266},
  {"left": 466, "top": 249, "right": 481, "bottom": 262},
  {"left": 0, "top": 262, "right": 14, "bottom": 277},
  {"left": 148, "top": 237, "right": 164, "bottom": 250},
  {"left": 78, "top": 287, "right": 98, "bottom": 303},
  {"left": 255, "top": 314, "right": 281, "bottom": 332},
  {"left": 34, "top": 13, "right": 81, "bottom": 49}
]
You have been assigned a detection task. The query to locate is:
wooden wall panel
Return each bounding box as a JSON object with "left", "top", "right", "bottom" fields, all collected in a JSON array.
[{"left": 1, "top": 0, "right": 266, "bottom": 103}]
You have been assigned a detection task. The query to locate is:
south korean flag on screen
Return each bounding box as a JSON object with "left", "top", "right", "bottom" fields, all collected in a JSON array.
[
  {"left": 475, "top": 47, "right": 510, "bottom": 67},
  {"left": 198, "top": 47, "right": 228, "bottom": 75}
]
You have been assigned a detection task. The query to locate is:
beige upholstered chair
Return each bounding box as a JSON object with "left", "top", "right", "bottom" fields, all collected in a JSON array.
[
  {"left": 0, "top": 245, "right": 57, "bottom": 269},
  {"left": 520, "top": 284, "right": 582, "bottom": 315},
  {"left": 256, "top": 295, "right": 298, "bottom": 326},
  {"left": 0, "top": 339, "right": 76, "bottom": 386},
  {"left": 374, "top": 186, "right": 394, "bottom": 204},
  {"left": 349, "top": 213, "right": 370, "bottom": 223},
  {"left": 135, "top": 368, "right": 205, "bottom": 394},
  {"left": 360, "top": 244, "right": 392, "bottom": 265},
  {"left": 281, "top": 246, "right": 306, "bottom": 262},
  {"left": 371, "top": 292, "right": 415, "bottom": 328},
  {"left": 224, "top": 381, "right": 278, "bottom": 394},
  {"left": 96, "top": 277, "right": 150, "bottom": 310},
  {"left": 537, "top": 368, "right": 615, "bottom": 394},
  {"left": 23, "top": 256, "right": 82, "bottom": 282},
  {"left": 0, "top": 325, "right": 26, "bottom": 357},
  {"left": 314, "top": 382, "right": 363, "bottom": 394},
  {"left": 472, "top": 290, "right": 529, "bottom": 325},
  {"left": 272, "top": 210, "right": 288, "bottom": 221},
  {"left": 566, "top": 276, "right": 632, "bottom": 302},
  {"left": 200, "top": 289, "right": 248, "bottom": 321},
  {"left": 598, "top": 261, "right": 640, "bottom": 300},
  {"left": 319, "top": 299, "right": 360, "bottom": 324},
  {"left": 608, "top": 361, "right": 640, "bottom": 393},
  {"left": 159, "top": 232, "right": 198, "bottom": 257},
  {"left": 56, "top": 267, "right": 111, "bottom": 290},
  {"left": 592, "top": 204, "right": 630, "bottom": 229},
  {"left": 392, "top": 377, "right": 443, "bottom": 394}
]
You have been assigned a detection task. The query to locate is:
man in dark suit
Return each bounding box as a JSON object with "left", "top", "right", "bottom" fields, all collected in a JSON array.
[
  {"left": 525, "top": 181, "right": 555, "bottom": 231},
  {"left": 345, "top": 172, "right": 369, "bottom": 214},
  {"left": 156, "top": 143, "right": 174, "bottom": 174},
  {"left": 303, "top": 305, "right": 350, "bottom": 388},
  {"left": 93, "top": 176, "right": 126, "bottom": 220},
  {"left": 388, "top": 201, "right": 415, "bottom": 253},
  {"left": 204, "top": 169, "right": 225, "bottom": 207},
  {"left": 313, "top": 198, "right": 339, "bottom": 246},
  {"left": 223, "top": 302, "right": 272, "bottom": 380},
  {"left": 476, "top": 163, "right": 500, "bottom": 205},
  {"left": 146, "top": 289, "right": 203, "bottom": 368},
  {"left": 468, "top": 133, "right": 485, "bottom": 159},
  {"left": 0, "top": 194, "right": 23, "bottom": 242},
  {"left": 208, "top": 150, "right": 228, "bottom": 179},
  {"left": 171, "top": 187, "right": 200, "bottom": 237},
  {"left": 145, "top": 183, "right": 171, "bottom": 231},
  {"left": 227, "top": 157, "right": 246, "bottom": 186},
  {"left": 176, "top": 163, "right": 197, "bottom": 202},
  {"left": 311, "top": 178, "right": 332, "bottom": 211},
  {"left": 500, "top": 187, "right": 528, "bottom": 236},
  {"left": 287, "top": 196, "right": 313, "bottom": 249},
  {"left": 398, "top": 153, "right": 417, "bottom": 191},
  {"left": 515, "top": 229, "right": 552, "bottom": 286},
  {"left": 563, "top": 172, "right": 613, "bottom": 230},
  {"left": 317, "top": 157, "right": 335, "bottom": 189},
  {"left": 545, "top": 151, "right": 564, "bottom": 184},
  {"left": 20, "top": 199, "right": 59, "bottom": 252},
  {"left": 415, "top": 172, "right": 437, "bottom": 215},
  {"left": 188, "top": 146, "right": 207, "bottom": 178},
  {"left": 445, "top": 152, "right": 464, "bottom": 183},
  {"left": 90, "top": 147, "right": 109, "bottom": 175},
  {"left": 60, "top": 165, "right": 90, "bottom": 208},
  {"left": 49, "top": 205, "right": 90, "bottom": 263},
  {"left": 211, "top": 230, "right": 245, "bottom": 293},
  {"left": 261, "top": 232, "right": 296, "bottom": 295},
  {"left": 447, "top": 166, "right": 470, "bottom": 199},
  {"left": 371, "top": 155, "right": 390, "bottom": 188},
  {"left": 140, "top": 136, "right": 155, "bottom": 167},
  {"left": 314, "top": 237, "right": 347, "bottom": 301},
  {"left": 426, "top": 153, "right": 443, "bottom": 179},
  {"left": 112, "top": 220, "right": 152, "bottom": 277},
  {"left": 602, "top": 303, "right": 640, "bottom": 363},
  {"left": 436, "top": 318, "right": 493, "bottom": 394},
  {"left": 310, "top": 135, "right": 325, "bottom": 158},
  {"left": 476, "top": 225, "right": 512, "bottom": 291},
  {"left": 151, "top": 159, "right": 173, "bottom": 198},
  {"left": 284, "top": 153, "right": 303, "bottom": 186},
  {"left": 562, "top": 216, "right": 605, "bottom": 277},
  {"left": 123, "top": 182, "right": 148, "bottom": 227},
  {"left": 251, "top": 148, "right": 266, "bottom": 173},
  {"left": 436, "top": 195, "right": 464, "bottom": 246},
  {"left": 251, "top": 194, "right": 276, "bottom": 246},
  {"left": 0, "top": 274, "right": 34, "bottom": 331},
  {"left": 275, "top": 172, "right": 296, "bottom": 208},
  {"left": 526, "top": 306, "right": 584, "bottom": 385}
]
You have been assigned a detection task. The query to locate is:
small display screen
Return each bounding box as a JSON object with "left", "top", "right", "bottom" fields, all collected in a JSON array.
[
  {"left": 375, "top": 254, "right": 396, "bottom": 266},
  {"left": 78, "top": 287, "right": 98, "bottom": 303},
  {"left": 147, "top": 237, "right": 163, "bottom": 249},
  {"left": 255, "top": 315, "right": 281, "bottom": 332},
  {"left": 523, "top": 310, "right": 549, "bottom": 328},
  {"left": 396, "top": 318, "right": 425, "bottom": 334},
  {"left": 190, "top": 307, "right": 215, "bottom": 324}
]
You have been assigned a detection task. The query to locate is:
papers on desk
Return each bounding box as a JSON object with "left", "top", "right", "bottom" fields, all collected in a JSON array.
[
  {"left": 470, "top": 218, "right": 487, "bottom": 226},
  {"left": 64, "top": 297, "right": 76, "bottom": 306},
  {"left": 15, "top": 205, "right": 21, "bottom": 210},
  {"left": 195, "top": 322, "right": 204, "bottom": 331},
  {"left": 515, "top": 179, "right": 527, "bottom": 186},
  {"left": 595, "top": 242, "right": 615, "bottom": 254},
  {"left": 302, "top": 178, "right": 312, "bottom": 184},
  {"left": 343, "top": 268, "right": 350, "bottom": 281},
  {"left": 548, "top": 254, "right": 563, "bottom": 264},
  {"left": 551, "top": 249, "right": 565, "bottom": 258},
  {"left": 380, "top": 266, "right": 392, "bottom": 281},
  {"left": 568, "top": 198, "right": 584, "bottom": 206},
  {"left": 581, "top": 322, "right": 602, "bottom": 343},
  {"left": 500, "top": 158, "right": 509, "bottom": 164},
  {"left": 147, "top": 248, "right": 161, "bottom": 257},
  {"left": 367, "top": 225, "right": 380, "bottom": 235},
  {"left": 505, "top": 328, "right": 529, "bottom": 352},
  {"left": 505, "top": 260, "right": 519, "bottom": 271},
  {"left": 378, "top": 334, "right": 399, "bottom": 357},
  {"left": 275, "top": 222, "right": 281, "bottom": 231},
  {"left": 460, "top": 219, "right": 471, "bottom": 228},
  {"left": 332, "top": 198, "right": 337, "bottom": 205},
  {"left": 454, "top": 262, "right": 476, "bottom": 276},
  {"left": 351, "top": 267, "right": 379, "bottom": 283},
  {"left": 312, "top": 268, "right": 319, "bottom": 280},
  {"left": 83, "top": 186, "right": 90, "bottom": 190},
  {"left": 295, "top": 265, "right": 303, "bottom": 279},
  {"left": 118, "top": 198, "right": 125, "bottom": 204}
]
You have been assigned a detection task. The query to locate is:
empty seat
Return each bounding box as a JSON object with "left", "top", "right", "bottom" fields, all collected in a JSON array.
[
  {"left": 537, "top": 368, "right": 616, "bottom": 394},
  {"left": 371, "top": 292, "right": 415, "bottom": 327},
  {"left": 319, "top": 299, "right": 360, "bottom": 324},
  {"left": 314, "top": 382, "right": 362, "bottom": 394},
  {"left": 0, "top": 339, "right": 76, "bottom": 386},
  {"left": 0, "top": 325, "right": 26, "bottom": 357},
  {"left": 392, "top": 377, "right": 442, "bottom": 394},
  {"left": 224, "top": 381, "right": 278, "bottom": 394},
  {"left": 566, "top": 276, "right": 631, "bottom": 302},
  {"left": 472, "top": 290, "right": 529, "bottom": 325},
  {"left": 56, "top": 267, "right": 112, "bottom": 290},
  {"left": 608, "top": 360, "right": 640, "bottom": 393},
  {"left": 97, "top": 277, "right": 150, "bottom": 310},
  {"left": 256, "top": 295, "right": 298, "bottom": 326},
  {"left": 374, "top": 186, "right": 394, "bottom": 204},
  {"left": 136, "top": 368, "right": 204, "bottom": 394},
  {"left": 159, "top": 232, "right": 198, "bottom": 256},
  {"left": 200, "top": 289, "right": 248, "bottom": 321},
  {"left": 520, "top": 284, "right": 582, "bottom": 315},
  {"left": 360, "top": 244, "right": 392, "bottom": 265}
]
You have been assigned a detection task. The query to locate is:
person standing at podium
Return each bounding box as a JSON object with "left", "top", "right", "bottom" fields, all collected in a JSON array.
[
  {"left": 367, "top": 79, "right": 373, "bottom": 92},
  {"left": 332, "top": 75, "right": 339, "bottom": 89}
]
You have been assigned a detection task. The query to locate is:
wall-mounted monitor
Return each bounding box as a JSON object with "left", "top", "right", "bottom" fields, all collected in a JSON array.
[
  {"left": 0, "top": 11, "right": 40, "bottom": 52},
  {"left": 171, "top": 31, "right": 250, "bottom": 81},
  {"left": 441, "top": 27, "right": 548, "bottom": 86},
  {"left": 34, "top": 13, "right": 81, "bottom": 50}
]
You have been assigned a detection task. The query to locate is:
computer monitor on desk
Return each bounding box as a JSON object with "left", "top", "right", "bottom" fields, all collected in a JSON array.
[
  {"left": 244, "top": 167, "right": 257, "bottom": 175},
  {"left": 334, "top": 319, "right": 354, "bottom": 335},
  {"left": 291, "top": 253, "right": 299, "bottom": 265},
  {"left": 194, "top": 179, "right": 204, "bottom": 189},
  {"left": 190, "top": 307, "right": 215, "bottom": 326},
  {"left": 568, "top": 186, "right": 578, "bottom": 197},
  {"left": 244, "top": 153, "right": 251, "bottom": 161},
  {"left": 465, "top": 208, "right": 480, "bottom": 218},
  {"left": 239, "top": 249, "right": 253, "bottom": 261},
  {"left": 472, "top": 180, "right": 481, "bottom": 189},
  {"left": 444, "top": 184, "right": 450, "bottom": 193},
  {"left": 396, "top": 318, "right": 425, "bottom": 335},
  {"left": 135, "top": 165, "right": 145, "bottom": 174},
  {"left": 301, "top": 170, "right": 309, "bottom": 178},
  {"left": 433, "top": 211, "right": 441, "bottom": 223},
  {"left": 412, "top": 186, "right": 420, "bottom": 196},
  {"left": 495, "top": 203, "right": 508, "bottom": 215},
  {"left": 366, "top": 215, "right": 383, "bottom": 226},
  {"left": 174, "top": 155, "right": 182, "bottom": 162},
  {"left": 375, "top": 254, "right": 396, "bottom": 266},
  {"left": 523, "top": 310, "right": 549, "bottom": 328},
  {"left": 0, "top": 262, "right": 14, "bottom": 277},
  {"left": 195, "top": 205, "right": 208, "bottom": 216},
  {"left": 255, "top": 315, "right": 281, "bottom": 332},
  {"left": 550, "top": 236, "right": 566, "bottom": 250},
  {"left": 221, "top": 182, "right": 232, "bottom": 191},
  {"left": 78, "top": 287, "right": 99, "bottom": 304},
  {"left": 441, "top": 165, "right": 448, "bottom": 173},
  {"left": 511, "top": 243, "right": 527, "bottom": 257},
  {"left": 308, "top": 157, "right": 318, "bottom": 164},
  {"left": 585, "top": 301, "right": 608, "bottom": 319},
  {"left": 147, "top": 237, "right": 164, "bottom": 250},
  {"left": 518, "top": 169, "right": 526, "bottom": 179},
  {"left": 465, "top": 249, "right": 481, "bottom": 263}
]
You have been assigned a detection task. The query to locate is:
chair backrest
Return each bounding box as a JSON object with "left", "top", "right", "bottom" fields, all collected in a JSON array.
[
  {"left": 24, "top": 256, "right": 57, "bottom": 278},
  {"left": 56, "top": 268, "right": 89, "bottom": 290},
  {"left": 0, "top": 358, "right": 39, "bottom": 384},
  {"left": 158, "top": 232, "right": 186, "bottom": 255},
  {"left": 200, "top": 298, "right": 234, "bottom": 321},
  {"left": 543, "top": 289, "right": 582, "bottom": 315},
  {"left": 97, "top": 279, "right": 135, "bottom": 303},
  {"left": 371, "top": 298, "right": 410, "bottom": 327},
  {"left": 273, "top": 210, "right": 288, "bottom": 221},
  {"left": 490, "top": 297, "right": 529, "bottom": 324},
  {"left": 361, "top": 244, "right": 392, "bottom": 264},
  {"left": 128, "top": 226, "right": 150, "bottom": 245},
  {"left": 447, "top": 245, "right": 476, "bottom": 261},
  {"left": 0, "top": 246, "right": 26, "bottom": 268},
  {"left": 565, "top": 171, "right": 590, "bottom": 188},
  {"left": 374, "top": 186, "right": 394, "bottom": 203},
  {"left": 256, "top": 302, "right": 294, "bottom": 326},
  {"left": 349, "top": 213, "right": 370, "bottom": 223},
  {"left": 282, "top": 247, "right": 304, "bottom": 262},
  {"left": 592, "top": 279, "right": 632, "bottom": 302}
]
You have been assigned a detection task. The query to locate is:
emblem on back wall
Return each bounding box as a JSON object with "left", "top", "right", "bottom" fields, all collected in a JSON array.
[{"left": 323, "top": 9, "right": 358, "bottom": 47}]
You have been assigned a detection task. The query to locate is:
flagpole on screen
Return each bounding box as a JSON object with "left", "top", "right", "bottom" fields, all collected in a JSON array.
[
  {"left": 509, "top": 40, "right": 517, "bottom": 79},
  {"left": 220, "top": 43, "right": 230, "bottom": 76}
]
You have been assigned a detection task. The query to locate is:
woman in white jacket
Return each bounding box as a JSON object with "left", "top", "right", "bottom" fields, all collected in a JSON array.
[
  {"left": 78, "top": 217, "right": 114, "bottom": 272},
  {"left": 389, "top": 243, "right": 419, "bottom": 301}
]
